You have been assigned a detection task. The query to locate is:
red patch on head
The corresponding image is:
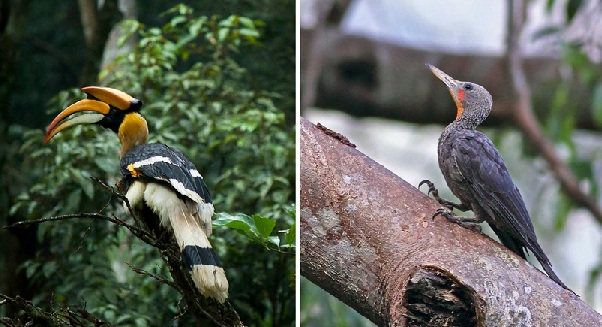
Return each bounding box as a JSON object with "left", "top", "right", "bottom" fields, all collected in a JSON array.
[{"left": 457, "top": 89, "right": 465, "bottom": 102}]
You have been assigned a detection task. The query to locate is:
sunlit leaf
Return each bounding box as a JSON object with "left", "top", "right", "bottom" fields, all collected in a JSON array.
[
  {"left": 285, "top": 222, "right": 296, "bottom": 246},
  {"left": 253, "top": 214, "right": 277, "bottom": 238}
]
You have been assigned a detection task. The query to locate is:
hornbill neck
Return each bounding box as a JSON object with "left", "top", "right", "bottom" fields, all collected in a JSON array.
[{"left": 118, "top": 112, "right": 149, "bottom": 158}]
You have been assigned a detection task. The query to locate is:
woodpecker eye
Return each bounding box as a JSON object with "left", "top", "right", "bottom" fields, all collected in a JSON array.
[{"left": 463, "top": 83, "right": 473, "bottom": 90}]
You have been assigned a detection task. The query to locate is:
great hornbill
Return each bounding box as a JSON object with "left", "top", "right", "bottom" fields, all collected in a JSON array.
[{"left": 44, "top": 86, "right": 229, "bottom": 303}]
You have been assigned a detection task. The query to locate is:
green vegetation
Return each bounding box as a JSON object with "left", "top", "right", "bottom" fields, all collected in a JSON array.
[{"left": 5, "top": 5, "right": 294, "bottom": 326}]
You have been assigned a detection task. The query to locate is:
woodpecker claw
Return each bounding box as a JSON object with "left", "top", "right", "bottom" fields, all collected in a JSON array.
[
  {"left": 420, "top": 180, "right": 470, "bottom": 211},
  {"left": 419, "top": 179, "right": 437, "bottom": 197},
  {"left": 433, "top": 207, "right": 452, "bottom": 220},
  {"left": 434, "top": 208, "right": 482, "bottom": 232}
]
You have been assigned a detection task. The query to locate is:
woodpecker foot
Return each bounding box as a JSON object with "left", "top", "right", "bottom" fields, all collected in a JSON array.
[
  {"left": 434, "top": 208, "right": 482, "bottom": 232},
  {"left": 419, "top": 180, "right": 468, "bottom": 211}
]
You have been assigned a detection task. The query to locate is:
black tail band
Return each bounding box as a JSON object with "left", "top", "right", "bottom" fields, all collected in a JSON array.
[{"left": 181, "top": 245, "right": 222, "bottom": 270}]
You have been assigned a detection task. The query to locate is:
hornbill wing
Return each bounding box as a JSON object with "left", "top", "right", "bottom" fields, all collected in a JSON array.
[
  {"left": 120, "top": 143, "right": 212, "bottom": 205},
  {"left": 451, "top": 131, "right": 544, "bottom": 258},
  {"left": 120, "top": 143, "right": 228, "bottom": 302}
]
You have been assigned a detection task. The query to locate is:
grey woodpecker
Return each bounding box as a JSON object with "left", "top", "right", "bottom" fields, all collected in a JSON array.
[
  {"left": 420, "top": 65, "right": 568, "bottom": 289},
  {"left": 44, "top": 86, "right": 229, "bottom": 302}
]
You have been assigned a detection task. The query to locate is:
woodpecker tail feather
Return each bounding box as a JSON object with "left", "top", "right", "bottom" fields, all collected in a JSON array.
[{"left": 142, "top": 183, "right": 229, "bottom": 303}]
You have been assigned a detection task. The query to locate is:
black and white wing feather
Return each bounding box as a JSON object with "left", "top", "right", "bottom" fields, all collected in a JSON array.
[
  {"left": 120, "top": 142, "right": 228, "bottom": 302},
  {"left": 120, "top": 143, "right": 212, "bottom": 205}
]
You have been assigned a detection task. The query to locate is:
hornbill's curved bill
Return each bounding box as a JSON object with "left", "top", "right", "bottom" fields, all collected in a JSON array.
[
  {"left": 44, "top": 86, "right": 229, "bottom": 303},
  {"left": 44, "top": 87, "right": 147, "bottom": 158}
]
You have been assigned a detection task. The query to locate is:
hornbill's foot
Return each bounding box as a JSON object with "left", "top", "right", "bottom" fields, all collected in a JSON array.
[
  {"left": 419, "top": 180, "right": 468, "bottom": 211},
  {"left": 433, "top": 208, "right": 482, "bottom": 232}
]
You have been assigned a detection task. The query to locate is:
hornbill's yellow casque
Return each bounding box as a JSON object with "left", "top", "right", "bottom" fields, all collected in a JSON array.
[{"left": 44, "top": 86, "right": 229, "bottom": 303}]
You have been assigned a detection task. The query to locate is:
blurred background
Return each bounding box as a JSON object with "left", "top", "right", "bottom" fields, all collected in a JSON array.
[{"left": 300, "top": 0, "right": 602, "bottom": 325}]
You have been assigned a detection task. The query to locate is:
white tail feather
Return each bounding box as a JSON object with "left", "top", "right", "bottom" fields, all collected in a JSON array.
[{"left": 129, "top": 182, "right": 229, "bottom": 302}]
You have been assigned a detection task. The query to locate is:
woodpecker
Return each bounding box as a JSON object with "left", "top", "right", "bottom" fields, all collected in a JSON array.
[
  {"left": 420, "top": 64, "right": 567, "bottom": 289},
  {"left": 44, "top": 86, "right": 229, "bottom": 302}
]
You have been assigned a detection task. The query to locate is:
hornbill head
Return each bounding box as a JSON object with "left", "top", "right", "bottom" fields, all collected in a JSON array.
[{"left": 44, "top": 86, "right": 148, "bottom": 157}]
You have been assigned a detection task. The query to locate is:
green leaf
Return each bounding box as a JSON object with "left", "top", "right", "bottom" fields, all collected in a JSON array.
[
  {"left": 214, "top": 213, "right": 278, "bottom": 244},
  {"left": 546, "top": 0, "right": 554, "bottom": 12},
  {"left": 566, "top": 0, "right": 583, "bottom": 23},
  {"left": 252, "top": 214, "right": 276, "bottom": 238},
  {"left": 285, "top": 222, "right": 296, "bottom": 246},
  {"left": 213, "top": 212, "right": 254, "bottom": 234},
  {"left": 532, "top": 25, "right": 561, "bottom": 40},
  {"left": 592, "top": 83, "right": 602, "bottom": 128},
  {"left": 43, "top": 261, "right": 57, "bottom": 278},
  {"left": 169, "top": 16, "right": 186, "bottom": 28},
  {"left": 135, "top": 317, "right": 149, "bottom": 327},
  {"left": 268, "top": 235, "right": 280, "bottom": 247},
  {"left": 218, "top": 27, "right": 229, "bottom": 42}
]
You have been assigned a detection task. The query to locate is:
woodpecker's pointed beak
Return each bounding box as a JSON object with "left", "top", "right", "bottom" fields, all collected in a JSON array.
[
  {"left": 44, "top": 86, "right": 137, "bottom": 143},
  {"left": 427, "top": 64, "right": 459, "bottom": 91},
  {"left": 427, "top": 64, "right": 464, "bottom": 120}
]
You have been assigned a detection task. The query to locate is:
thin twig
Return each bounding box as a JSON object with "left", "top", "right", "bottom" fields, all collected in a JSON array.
[
  {"left": 124, "top": 262, "right": 180, "bottom": 291},
  {"left": 3, "top": 212, "right": 159, "bottom": 248},
  {"left": 91, "top": 177, "right": 134, "bottom": 214},
  {"left": 505, "top": 0, "right": 602, "bottom": 224},
  {"left": 173, "top": 298, "right": 188, "bottom": 322},
  {"left": 70, "top": 222, "right": 93, "bottom": 256}
]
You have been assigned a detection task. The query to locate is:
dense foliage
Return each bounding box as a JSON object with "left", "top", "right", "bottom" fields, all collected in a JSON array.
[{"left": 7, "top": 5, "right": 295, "bottom": 326}]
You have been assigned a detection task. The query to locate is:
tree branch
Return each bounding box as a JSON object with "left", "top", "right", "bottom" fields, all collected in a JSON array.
[
  {"left": 300, "top": 117, "right": 602, "bottom": 326},
  {"left": 302, "top": 0, "right": 352, "bottom": 110},
  {"left": 0, "top": 294, "right": 111, "bottom": 327},
  {"left": 505, "top": 0, "right": 602, "bottom": 224},
  {"left": 4, "top": 186, "right": 244, "bottom": 326}
]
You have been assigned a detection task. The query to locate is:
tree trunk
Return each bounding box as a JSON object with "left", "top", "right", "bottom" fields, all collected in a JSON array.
[
  {"left": 300, "top": 117, "right": 602, "bottom": 326},
  {"left": 77, "top": 0, "right": 122, "bottom": 85}
]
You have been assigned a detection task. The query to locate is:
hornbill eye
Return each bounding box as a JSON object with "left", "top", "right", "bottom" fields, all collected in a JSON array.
[
  {"left": 129, "top": 98, "right": 143, "bottom": 112},
  {"left": 463, "top": 83, "right": 473, "bottom": 90}
]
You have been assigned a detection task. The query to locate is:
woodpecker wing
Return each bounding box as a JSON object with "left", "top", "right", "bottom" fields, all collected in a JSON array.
[
  {"left": 451, "top": 131, "right": 544, "bottom": 257},
  {"left": 452, "top": 131, "right": 567, "bottom": 288},
  {"left": 120, "top": 143, "right": 212, "bottom": 205}
]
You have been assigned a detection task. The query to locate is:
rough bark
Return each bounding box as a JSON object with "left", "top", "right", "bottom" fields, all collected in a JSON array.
[
  {"left": 300, "top": 28, "right": 599, "bottom": 131},
  {"left": 300, "top": 117, "right": 602, "bottom": 326}
]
